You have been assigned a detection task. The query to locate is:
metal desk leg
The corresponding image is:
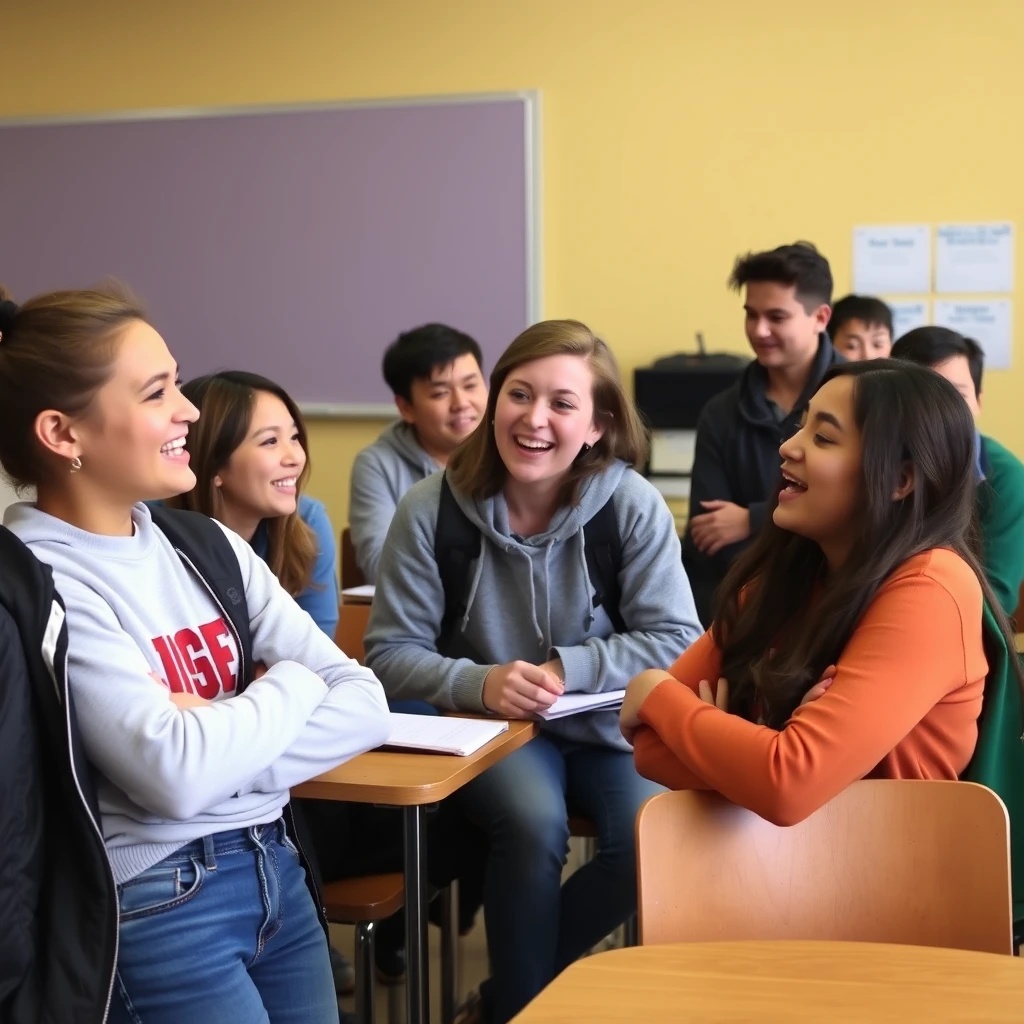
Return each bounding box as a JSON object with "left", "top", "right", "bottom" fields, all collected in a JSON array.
[
  {"left": 440, "top": 880, "right": 459, "bottom": 1024},
  {"left": 403, "top": 805, "right": 429, "bottom": 1024}
]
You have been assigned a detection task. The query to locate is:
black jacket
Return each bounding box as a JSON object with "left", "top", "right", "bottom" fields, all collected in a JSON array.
[
  {"left": 1, "top": 508, "right": 329, "bottom": 1023},
  {"left": 682, "top": 335, "right": 844, "bottom": 624},
  {"left": 0, "top": 525, "right": 117, "bottom": 1024}
]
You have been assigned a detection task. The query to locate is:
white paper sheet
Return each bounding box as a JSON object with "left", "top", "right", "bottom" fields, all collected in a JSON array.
[
  {"left": 933, "top": 300, "right": 1013, "bottom": 370},
  {"left": 341, "top": 584, "right": 376, "bottom": 603},
  {"left": 537, "top": 690, "right": 626, "bottom": 721},
  {"left": 936, "top": 223, "right": 1014, "bottom": 294},
  {"left": 382, "top": 714, "right": 509, "bottom": 756},
  {"left": 853, "top": 225, "right": 931, "bottom": 294},
  {"left": 889, "top": 299, "right": 930, "bottom": 341}
]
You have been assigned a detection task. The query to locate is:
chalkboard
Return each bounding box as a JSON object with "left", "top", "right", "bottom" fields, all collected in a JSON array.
[{"left": 0, "top": 93, "right": 539, "bottom": 413}]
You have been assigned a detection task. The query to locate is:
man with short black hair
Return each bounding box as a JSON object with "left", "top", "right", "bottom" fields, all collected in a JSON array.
[
  {"left": 892, "top": 326, "right": 1024, "bottom": 617},
  {"left": 830, "top": 294, "right": 894, "bottom": 361},
  {"left": 350, "top": 323, "right": 487, "bottom": 582},
  {"left": 683, "top": 241, "right": 842, "bottom": 624}
]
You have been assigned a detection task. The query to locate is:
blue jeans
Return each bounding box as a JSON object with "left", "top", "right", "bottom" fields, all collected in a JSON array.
[
  {"left": 455, "top": 733, "right": 663, "bottom": 1022},
  {"left": 108, "top": 820, "right": 338, "bottom": 1024}
]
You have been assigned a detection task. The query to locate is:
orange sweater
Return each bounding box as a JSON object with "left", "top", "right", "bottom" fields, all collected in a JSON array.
[{"left": 634, "top": 549, "right": 987, "bottom": 825}]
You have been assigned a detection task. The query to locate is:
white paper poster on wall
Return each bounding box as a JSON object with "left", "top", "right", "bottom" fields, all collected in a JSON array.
[
  {"left": 933, "top": 300, "right": 1013, "bottom": 370},
  {"left": 853, "top": 224, "right": 931, "bottom": 294},
  {"left": 887, "top": 299, "right": 929, "bottom": 340},
  {"left": 935, "top": 223, "right": 1014, "bottom": 294}
]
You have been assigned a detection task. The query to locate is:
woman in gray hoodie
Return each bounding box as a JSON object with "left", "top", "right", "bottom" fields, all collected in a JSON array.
[{"left": 365, "top": 319, "right": 702, "bottom": 1023}]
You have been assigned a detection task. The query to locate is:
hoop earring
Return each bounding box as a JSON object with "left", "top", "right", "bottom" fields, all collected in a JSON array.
[{"left": 70, "top": 456, "right": 82, "bottom": 473}]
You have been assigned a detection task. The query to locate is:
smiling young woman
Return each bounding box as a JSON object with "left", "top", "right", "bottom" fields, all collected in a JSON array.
[
  {"left": 621, "top": 358, "right": 1024, "bottom": 827},
  {"left": 0, "top": 284, "right": 389, "bottom": 1024},
  {"left": 166, "top": 371, "right": 337, "bottom": 637},
  {"left": 364, "top": 319, "right": 702, "bottom": 1023}
]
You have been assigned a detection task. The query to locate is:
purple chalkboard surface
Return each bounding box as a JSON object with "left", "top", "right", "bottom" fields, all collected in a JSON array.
[{"left": 0, "top": 94, "right": 539, "bottom": 412}]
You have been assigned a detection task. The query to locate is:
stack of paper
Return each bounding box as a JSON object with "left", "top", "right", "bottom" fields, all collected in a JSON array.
[
  {"left": 341, "top": 584, "right": 376, "bottom": 604},
  {"left": 537, "top": 690, "right": 626, "bottom": 721},
  {"left": 382, "top": 714, "right": 509, "bottom": 756}
]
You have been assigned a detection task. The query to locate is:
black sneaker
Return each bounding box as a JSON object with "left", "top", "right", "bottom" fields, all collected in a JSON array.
[
  {"left": 374, "top": 910, "right": 407, "bottom": 984},
  {"left": 329, "top": 944, "right": 356, "bottom": 995}
]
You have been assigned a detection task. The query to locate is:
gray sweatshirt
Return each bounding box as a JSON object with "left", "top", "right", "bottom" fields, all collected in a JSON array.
[
  {"left": 4, "top": 501, "right": 391, "bottom": 883},
  {"left": 349, "top": 421, "right": 439, "bottom": 583},
  {"left": 364, "top": 462, "right": 702, "bottom": 750}
]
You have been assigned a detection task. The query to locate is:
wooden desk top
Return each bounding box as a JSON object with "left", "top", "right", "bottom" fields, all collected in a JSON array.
[
  {"left": 513, "top": 941, "right": 1024, "bottom": 1022},
  {"left": 292, "top": 720, "right": 537, "bottom": 806}
]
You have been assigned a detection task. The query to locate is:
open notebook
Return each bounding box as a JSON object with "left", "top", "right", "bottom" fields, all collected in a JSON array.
[
  {"left": 382, "top": 714, "right": 509, "bottom": 756},
  {"left": 537, "top": 690, "right": 626, "bottom": 721}
]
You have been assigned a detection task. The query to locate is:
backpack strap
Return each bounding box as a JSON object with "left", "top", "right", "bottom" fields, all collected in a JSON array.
[
  {"left": 583, "top": 496, "right": 626, "bottom": 634},
  {"left": 148, "top": 506, "right": 254, "bottom": 690},
  {"left": 435, "top": 474, "right": 482, "bottom": 654}
]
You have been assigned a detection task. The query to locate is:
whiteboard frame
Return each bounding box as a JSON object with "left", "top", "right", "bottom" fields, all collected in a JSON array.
[{"left": 0, "top": 91, "right": 542, "bottom": 419}]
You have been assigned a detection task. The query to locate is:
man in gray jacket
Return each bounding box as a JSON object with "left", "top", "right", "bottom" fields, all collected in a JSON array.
[{"left": 349, "top": 324, "right": 487, "bottom": 582}]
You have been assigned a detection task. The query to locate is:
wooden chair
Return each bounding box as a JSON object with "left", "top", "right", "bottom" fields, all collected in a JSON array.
[
  {"left": 335, "top": 602, "right": 371, "bottom": 664},
  {"left": 341, "top": 526, "right": 366, "bottom": 590},
  {"left": 636, "top": 780, "right": 1013, "bottom": 954},
  {"left": 324, "top": 874, "right": 405, "bottom": 1024}
]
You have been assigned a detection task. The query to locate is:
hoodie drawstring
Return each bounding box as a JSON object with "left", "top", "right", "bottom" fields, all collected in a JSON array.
[
  {"left": 460, "top": 541, "right": 488, "bottom": 634},
  {"left": 458, "top": 528, "right": 593, "bottom": 645}
]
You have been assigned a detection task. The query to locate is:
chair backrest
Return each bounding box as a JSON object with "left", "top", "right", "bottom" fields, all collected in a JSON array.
[
  {"left": 340, "top": 527, "right": 366, "bottom": 591},
  {"left": 335, "top": 602, "right": 371, "bottom": 664},
  {"left": 636, "top": 780, "right": 1013, "bottom": 954}
]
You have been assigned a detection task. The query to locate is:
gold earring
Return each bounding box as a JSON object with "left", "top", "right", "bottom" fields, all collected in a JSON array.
[{"left": 70, "top": 456, "right": 82, "bottom": 473}]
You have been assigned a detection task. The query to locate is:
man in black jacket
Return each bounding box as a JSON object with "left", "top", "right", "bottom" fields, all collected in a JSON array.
[{"left": 683, "top": 242, "right": 843, "bottom": 625}]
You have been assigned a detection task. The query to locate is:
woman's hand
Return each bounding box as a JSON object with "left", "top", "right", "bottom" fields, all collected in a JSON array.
[
  {"left": 697, "top": 677, "right": 729, "bottom": 709},
  {"left": 482, "top": 661, "right": 564, "bottom": 718},
  {"left": 799, "top": 665, "right": 837, "bottom": 707},
  {"left": 151, "top": 672, "right": 211, "bottom": 710},
  {"left": 620, "top": 669, "right": 674, "bottom": 744}
]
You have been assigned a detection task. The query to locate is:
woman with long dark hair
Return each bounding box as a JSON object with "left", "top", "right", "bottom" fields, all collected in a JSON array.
[{"left": 621, "top": 359, "right": 1024, "bottom": 823}]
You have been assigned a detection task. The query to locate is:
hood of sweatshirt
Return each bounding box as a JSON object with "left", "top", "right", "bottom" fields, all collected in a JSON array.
[
  {"left": 375, "top": 420, "right": 439, "bottom": 477},
  {"left": 736, "top": 333, "right": 842, "bottom": 430}
]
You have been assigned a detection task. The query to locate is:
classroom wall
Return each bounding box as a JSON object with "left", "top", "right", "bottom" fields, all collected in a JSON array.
[{"left": 6, "top": 1, "right": 1023, "bottom": 534}]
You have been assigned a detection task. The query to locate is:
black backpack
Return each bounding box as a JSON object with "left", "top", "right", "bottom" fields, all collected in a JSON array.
[
  {"left": 435, "top": 474, "right": 626, "bottom": 652},
  {"left": 148, "top": 505, "right": 254, "bottom": 689}
]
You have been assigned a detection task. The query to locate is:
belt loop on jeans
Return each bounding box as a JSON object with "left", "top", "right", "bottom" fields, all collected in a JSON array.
[{"left": 202, "top": 833, "right": 218, "bottom": 870}]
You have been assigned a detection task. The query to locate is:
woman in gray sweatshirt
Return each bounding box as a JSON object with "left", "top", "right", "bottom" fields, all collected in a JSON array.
[
  {"left": 365, "top": 319, "right": 702, "bottom": 1023},
  {"left": 0, "top": 285, "right": 390, "bottom": 1024}
]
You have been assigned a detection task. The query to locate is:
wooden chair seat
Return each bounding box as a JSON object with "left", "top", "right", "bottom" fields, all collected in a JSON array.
[{"left": 323, "top": 872, "right": 405, "bottom": 923}]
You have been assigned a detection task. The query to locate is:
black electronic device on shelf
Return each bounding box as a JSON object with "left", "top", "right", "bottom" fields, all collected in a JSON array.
[{"left": 634, "top": 333, "right": 749, "bottom": 430}]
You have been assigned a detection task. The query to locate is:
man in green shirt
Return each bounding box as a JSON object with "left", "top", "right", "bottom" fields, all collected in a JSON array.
[{"left": 892, "top": 327, "right": 1024, "bottom": 618}]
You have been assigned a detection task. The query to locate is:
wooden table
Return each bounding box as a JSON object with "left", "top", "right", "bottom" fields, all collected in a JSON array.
[
  {"left": 513, "top": 940, "right": 1024, "bottom": 1021},
  {"left": 294, "top": 720, "right": 537, "bottom": 1024}
]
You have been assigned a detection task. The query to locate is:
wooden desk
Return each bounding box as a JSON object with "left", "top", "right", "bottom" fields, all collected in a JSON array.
[
  {"left": 514, "top": 941, "right": 1024, "bottom": 1022},
  {"left": 294, "top": 720, "right": 537, "bottom": 1024}
]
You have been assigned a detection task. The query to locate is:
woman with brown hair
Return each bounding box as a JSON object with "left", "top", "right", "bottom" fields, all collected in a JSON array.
[
  {"left": 0, "top": 285, "right": 389, "bottom": 1023},
  {"left": 168, "top": 370, "right": 338, "bottom": 639},
  {"left": 365, "top": 319, "right": 702, "bottom": 1023}
]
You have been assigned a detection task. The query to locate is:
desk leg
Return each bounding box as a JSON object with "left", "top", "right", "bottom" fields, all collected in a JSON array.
[{"left": 404, "top": 805, "right": 429, "bottom": 1024}]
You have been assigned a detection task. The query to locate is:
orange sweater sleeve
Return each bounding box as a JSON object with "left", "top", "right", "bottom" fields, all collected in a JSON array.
[
  {"left": 632, "top": 630, "right": 720, "bottom": 790},
  {"left": 637, "top": 564, "right": 981, "bottom": 825}
]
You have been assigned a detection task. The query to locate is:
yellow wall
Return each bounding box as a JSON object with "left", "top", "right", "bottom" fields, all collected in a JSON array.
[{"left": 6, "top": 1, "right": 1023, "bottom": 533}]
